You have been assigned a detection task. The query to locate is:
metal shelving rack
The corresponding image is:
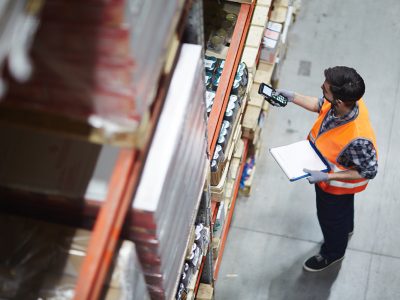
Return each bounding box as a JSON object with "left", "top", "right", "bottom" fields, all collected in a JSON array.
[
  {"left": 73, "top": 1, "right": 196, "bottom": 297},
  {"left": 207, "top": 3, "right": 255, "bottom": 156},
  {"left": 0, "top": 1, "right": 195, "bottom": 299},
  {"left": 0, "top": 1, "right": 257, "bottom": 298},
  {"left": 194, "top": 1, "right": 256, "bottom": 295}
]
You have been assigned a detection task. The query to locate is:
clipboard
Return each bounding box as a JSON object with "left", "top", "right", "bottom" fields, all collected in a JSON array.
[{"left": 269, "top": 140, "right": 330, "bottom": 181}]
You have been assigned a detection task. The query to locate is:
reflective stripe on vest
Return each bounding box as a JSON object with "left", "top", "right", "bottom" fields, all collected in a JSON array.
[
  {"left": 308, "top": 98, "right": 377, "bottom": 195},
  {"left": 329, "top": 179, "right": 369, "bottom": 188}
]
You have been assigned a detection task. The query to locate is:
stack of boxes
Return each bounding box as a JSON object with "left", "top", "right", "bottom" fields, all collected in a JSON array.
[
  {"left": 240, "top": 0, "right": 271, "bottom": 147},
  {"left": 130, "top": 44, "right": 208, "bottom": 300},
  {"left": 260, "top": 21, "right": 283, "bottom": 65},
  {"left": 241, "top": 0, "right": 271, "bottom": 141},
  {"left": 269, "top": 0, "right": 294, "bottom": 86},
  {"left": 240, "top": 0, "right": 294, "bottom": 195},
  {"left": 2, "top": 0, "right": 186, "bottom": 143}
]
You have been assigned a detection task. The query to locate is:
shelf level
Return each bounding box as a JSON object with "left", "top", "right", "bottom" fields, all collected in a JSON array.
[
  {"left": 74, "top": 68, "right": 170, "bottom": 299},
  {"left": 74, "top": 149, "right": 138, "bottom": 299},
  {"left": 207, "top": 2, "right": 255, "bottom": 157},
  {"left": 213, "top": 138, "right": 249, "bottom": 280},
  {"left": 193, "top": 138, "right": 248, "bottom": 295},
  {"left": 171, "top": 164, "right": 208, "bottom": 300},
  {"left": 194, "top": 252, "right": 208, "bottom": 296},
  {"left": 74, "top": 2, "right": 195, "bottom": 296}
]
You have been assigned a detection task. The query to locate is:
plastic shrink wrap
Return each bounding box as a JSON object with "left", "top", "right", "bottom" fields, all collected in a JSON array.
[
  {"left": 0, "top": 213, "right": 150, "bottom": 300},
  {"left": 1, "top": 0, "right": 185, "bottom": 136}
]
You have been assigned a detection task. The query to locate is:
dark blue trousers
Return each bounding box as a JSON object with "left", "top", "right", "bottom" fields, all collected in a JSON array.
[{"left": 315, "top": 184, "right": 354, "bottom": 261}]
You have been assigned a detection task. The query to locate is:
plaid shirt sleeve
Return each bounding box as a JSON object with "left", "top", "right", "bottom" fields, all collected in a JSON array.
[
  {"left": 317, "top": 96, "right": 324, "bottom": 113},
  {"left": 337, "top": 139, "right": 378, "bottom": 179}
]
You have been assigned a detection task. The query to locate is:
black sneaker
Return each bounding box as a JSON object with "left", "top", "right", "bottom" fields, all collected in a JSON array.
[{"left": 303, "top": 254, "right": 344, "bottom": 272}]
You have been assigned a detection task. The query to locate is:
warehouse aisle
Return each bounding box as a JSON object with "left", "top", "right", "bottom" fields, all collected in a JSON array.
[{"left": 215, "top": 0, "right": 400, "bottom": 299}]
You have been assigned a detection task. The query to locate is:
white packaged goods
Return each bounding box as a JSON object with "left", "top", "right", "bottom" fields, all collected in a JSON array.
[
  {"left": 260, "top": 38, "right": 280, "bottom": 64},
  {"left": 265, "top": 28, "right": 280, "bottom": 40},
  {"left": 133, "top": 44, "right": 208, "bottom": 300},
  {"left": 267, "top": 21, "right": 283, "bottom": 32}
]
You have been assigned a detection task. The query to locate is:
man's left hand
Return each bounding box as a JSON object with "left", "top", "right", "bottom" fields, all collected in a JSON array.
[{"left": 303, "top": 168, "right": 329, "bottom": 184}]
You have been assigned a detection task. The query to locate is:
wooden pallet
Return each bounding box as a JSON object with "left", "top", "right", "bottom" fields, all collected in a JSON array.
[
  {"left": 254, "top": 61, "right": 275, "bottom": 84},
  {"left": 210, "top": 114, "right": 243, "bottom": 199},
  {"left": 270, "top": 5, "right": 288, "bottom": 23},
  {"left": 0, "top": 103, "right": 150, "bottom": 148},
  {"left": 197, "top": 283, "right": 214, "bottom": 300}
]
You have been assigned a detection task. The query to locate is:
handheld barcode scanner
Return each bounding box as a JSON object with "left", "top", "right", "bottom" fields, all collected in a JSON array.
[{"left": 258, "top": 83, "right": 288, "bottom": 107}]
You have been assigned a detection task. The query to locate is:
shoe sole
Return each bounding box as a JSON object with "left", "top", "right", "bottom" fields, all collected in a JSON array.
[{"left": 303, "top": 256, "right": 345, "bottom": 272}]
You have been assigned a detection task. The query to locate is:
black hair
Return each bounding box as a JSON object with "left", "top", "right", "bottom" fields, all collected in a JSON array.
[{"left": 324, "top": 66, "right": 365, "bottom": 102}]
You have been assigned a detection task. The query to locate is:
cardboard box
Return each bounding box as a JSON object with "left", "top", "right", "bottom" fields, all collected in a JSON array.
[
  {"left": 260, "top": 37, "right": 281, "bottom": 64},
  {"left": 263, "top": 97, "right": 270, "bottom": 112},
  {"left": 254, "top": 62, "right": 275, "bottom": 85},
  {"left": 249, "top": 83, "right": 264, "bottom": 108},
  {"left": 265, "top": 28, "right": 280, "bottom": 40},
  {"left": 267, "top": 21, "right": 283, "bottom": 33},
  {"left": 242, "top": 104, "right": 262, "bottom": 131},
  {"left": 197, "top": 284, "right": 214, "bottom": 300},
  {"left": 241, "top": 46, "right": 259, "bottom": 75},
  {"left": 251, "top": 5, "right": 269, "bottom": 27},
  {"left": 270, "top": 6, "right": 288, "bottom": 23},
  {"left": 274, "top": 0, "right": 290, "bottom": 7},
  {"left": 257, "top": 0, "right": 272, "bottom": 6},
  {"left": 245, "top": 25, "right": 265, "bottom": 48}
]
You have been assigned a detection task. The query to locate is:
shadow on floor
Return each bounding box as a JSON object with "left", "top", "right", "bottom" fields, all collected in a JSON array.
[{"left": 268, "top": 245, "right": 342, "bottom": 300}]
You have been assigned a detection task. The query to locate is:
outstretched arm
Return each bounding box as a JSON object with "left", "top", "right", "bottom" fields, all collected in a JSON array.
[
  {"left": 277, "top": 89, "right": 320, "bottom": 113},
  {"left": 292, "top": 93, "right": 320, "bottom": 113}
]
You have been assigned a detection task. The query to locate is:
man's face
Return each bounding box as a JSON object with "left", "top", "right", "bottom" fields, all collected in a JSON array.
[{"left": 321, "top": 80, "right": 335, "bottom": 103}]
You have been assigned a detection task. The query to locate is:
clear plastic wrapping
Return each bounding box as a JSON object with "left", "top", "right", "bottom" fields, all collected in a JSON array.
[
  {"left": 131, "top": 44, "right": 208, "bottom": 300},
  {"left": 0, "top": 213, "right": 150, "bottom": 300},
  {"left": 2, "top": 0, "right": 184, "bottom": 137}
]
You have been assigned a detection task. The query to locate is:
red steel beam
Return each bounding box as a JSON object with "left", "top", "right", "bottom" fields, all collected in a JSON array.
[
  {"left": 207, "top": 3, "right": 254, "bottom": 158},
  {"left": 74, "top": 149, "right": 136, "bottom": 299},
  {"left": 73, "top": 1, "right": 194, "bottom": 298},
  {"left": 213, "top": 138, "right": 249, "bottom": 280}
]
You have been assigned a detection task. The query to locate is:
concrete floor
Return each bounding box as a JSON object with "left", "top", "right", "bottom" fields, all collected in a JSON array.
[{"left": 215, "top": 0, "right": 400, "bottom": 299}]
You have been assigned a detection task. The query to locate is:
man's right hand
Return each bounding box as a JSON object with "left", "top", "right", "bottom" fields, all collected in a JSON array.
[
  {"left": 276, "top": 89, "right": 295, "bottom": 102},
  {"left": 264, "top": 96, "right": 287, "bottom": 107}
]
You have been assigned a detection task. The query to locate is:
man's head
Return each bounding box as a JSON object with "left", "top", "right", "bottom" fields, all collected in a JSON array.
[{"left": 323, "top": 66, "right": 365, "bottom": 105}]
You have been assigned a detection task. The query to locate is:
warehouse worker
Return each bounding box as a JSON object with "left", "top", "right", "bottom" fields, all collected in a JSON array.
[{"left": 273, "top": 66, "right": 378, "bottom": 272}]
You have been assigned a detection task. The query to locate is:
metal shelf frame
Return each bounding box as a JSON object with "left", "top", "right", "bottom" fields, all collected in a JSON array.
[
  {"left": 205, "top": 0, "right": 277, "bottom": 274},
  {"left": 74, "top": 73, "right": 168, "bottom": 299},
  {"left": 0, "top": 1, "right": 255, "bottom": 298},
  {"left": 73, "top": 4, "right": 198, "bottom": 297},
  {"left": 192, "top": 2, "right": 255, "bottom": 296},
  {"left": 207, "top": 2, "right": 255, "bottom": 158},
  {"left": 213, "top": 138, "right": 249, "bottom": 280}
]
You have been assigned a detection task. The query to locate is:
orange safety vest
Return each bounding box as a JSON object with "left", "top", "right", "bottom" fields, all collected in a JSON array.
[{"left": 308, "top": 99, "right": 378, "bottom": 195}]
